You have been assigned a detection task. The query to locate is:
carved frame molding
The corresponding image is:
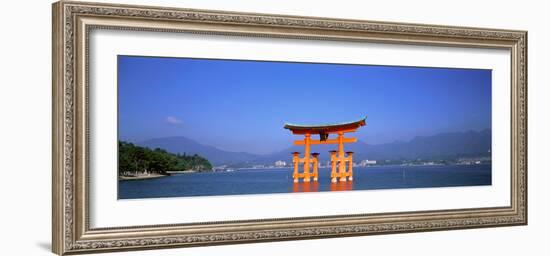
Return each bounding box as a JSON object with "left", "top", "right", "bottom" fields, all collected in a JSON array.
[{"left": 52, "top": 1, "right": 527, "bottom": 255}]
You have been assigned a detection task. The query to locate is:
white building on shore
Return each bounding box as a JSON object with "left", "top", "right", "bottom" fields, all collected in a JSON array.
[
  {"left": 275, "top": 160, "right": 287, "bottom": 167},
  {"left": 360, "top": 159, "right": 377, "bottom": 167}
]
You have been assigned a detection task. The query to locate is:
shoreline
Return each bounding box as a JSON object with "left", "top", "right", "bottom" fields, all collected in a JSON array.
[
  {"left": 166, "top": 170, "right": 198, "bottom": 174},
  {"left": 119, "top": 173, "right": 167, "bottom": 181},
  {"left": 236, "top": 163, "right": 491, "bottom": 170}
]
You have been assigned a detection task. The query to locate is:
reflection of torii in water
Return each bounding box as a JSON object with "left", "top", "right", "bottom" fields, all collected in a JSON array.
[{"left": 283, "top": 117, "right": 367, "bottom": 183}]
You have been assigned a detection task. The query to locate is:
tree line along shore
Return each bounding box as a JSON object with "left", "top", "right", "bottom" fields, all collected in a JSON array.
[{"left": 118, "top": 141, "right": 213, "bottom": 180}]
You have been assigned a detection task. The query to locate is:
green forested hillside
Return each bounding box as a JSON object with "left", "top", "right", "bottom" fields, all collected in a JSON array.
[{"left": 118, "top": 141, "right": 212, "bottom": 176}]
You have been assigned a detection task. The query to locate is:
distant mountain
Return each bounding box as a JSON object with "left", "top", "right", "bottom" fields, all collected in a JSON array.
[
  {"left": 137, "top": 136, "right": 259, "bottom": 166},
  {"left": 137, "top": 129, "right": 491, "bottom": 166},
  {"left": 258, "top": 129, "right": 492, "bottom": 164}
]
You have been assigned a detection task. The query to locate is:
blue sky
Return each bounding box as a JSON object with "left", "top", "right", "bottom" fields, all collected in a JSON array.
[{"left": 118, "top": 55, "right": 491, "bottom": 155}]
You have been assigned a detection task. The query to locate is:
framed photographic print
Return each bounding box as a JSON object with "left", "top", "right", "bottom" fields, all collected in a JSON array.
[{"left": 52, "top": 1, "right": 527, "bottom": 255}]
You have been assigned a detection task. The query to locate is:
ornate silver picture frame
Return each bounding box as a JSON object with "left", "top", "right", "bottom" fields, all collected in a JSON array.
[{"left": 52, "top": 1, "right": 527, "bottom": 255}]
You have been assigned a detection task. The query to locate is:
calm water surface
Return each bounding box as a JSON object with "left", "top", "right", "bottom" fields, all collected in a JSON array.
[{"left": 118, "top": 164, "right": 491, "bottom": 199}]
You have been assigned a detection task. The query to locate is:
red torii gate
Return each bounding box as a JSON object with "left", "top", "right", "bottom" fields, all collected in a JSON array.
[{"left": 284, "top": 117, "right": 366, "bottom": 183}]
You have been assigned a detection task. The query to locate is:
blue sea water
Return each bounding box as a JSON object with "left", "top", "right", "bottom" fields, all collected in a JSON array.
[{"left": 118, "top": 164, "right": 491, "bottom": 199}]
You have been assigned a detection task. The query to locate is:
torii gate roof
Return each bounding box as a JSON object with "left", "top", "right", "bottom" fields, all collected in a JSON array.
[{"left": 284, "top": 117, "right": 366, "bottom": 135}]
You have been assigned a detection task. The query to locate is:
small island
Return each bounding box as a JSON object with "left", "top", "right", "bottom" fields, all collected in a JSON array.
[{"left": 118, "top": 141, "right": 212, "bottom": 180}]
